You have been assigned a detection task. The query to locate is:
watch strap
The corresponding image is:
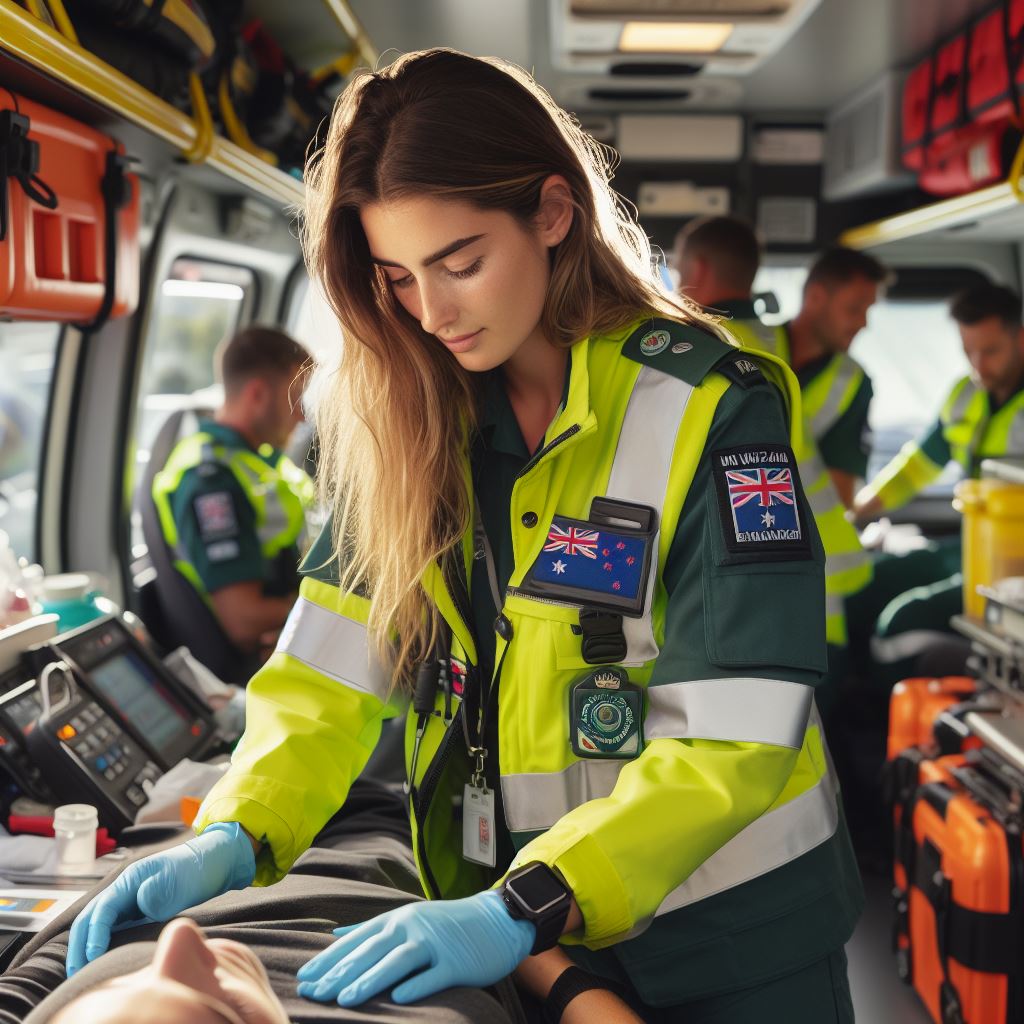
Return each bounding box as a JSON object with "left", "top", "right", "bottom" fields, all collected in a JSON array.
[{"left": 542, "top": 966, "right": 617, "bottom": 1024}]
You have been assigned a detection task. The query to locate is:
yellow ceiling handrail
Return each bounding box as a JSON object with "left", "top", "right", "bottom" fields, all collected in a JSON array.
[
  {"left": 182, "top": 72, "right": 214, "bottom": 163},
  {"left": 840, "top": 179, "right": 1022, "bottom": 249},
  {"left": 320, "top": 0, "right": 378, "bottom": 69},
  {"left": 38, "top": 0, "right": 77, "bottom": 44},
  {"left": 0, "top": 0, "right": 304, "bottom": 206}
]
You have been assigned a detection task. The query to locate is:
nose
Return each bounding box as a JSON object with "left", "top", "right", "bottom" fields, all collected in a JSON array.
[{"left": 418, "top": 281, "right": 457, "bottom": 336}]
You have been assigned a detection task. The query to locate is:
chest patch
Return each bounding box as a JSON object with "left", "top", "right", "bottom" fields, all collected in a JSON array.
[
  {"left": 194, "top": 491, "right": 239, "bottom": 540},
  {"left": 712, "top": 444, "right": 811, "bottom": 558}
]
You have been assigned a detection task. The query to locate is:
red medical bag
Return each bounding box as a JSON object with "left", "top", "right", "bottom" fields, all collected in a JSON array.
[
  {"left": 0, "top": 89, "right": 139, "bottom": 323},
  {"left": 902, "top": 0, "right": 1024, "bottom": 195}
]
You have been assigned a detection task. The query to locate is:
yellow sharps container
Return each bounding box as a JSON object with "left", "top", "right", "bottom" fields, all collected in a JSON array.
[{"left": 954, "top": 459, "right": 1024, "bottom": 617}]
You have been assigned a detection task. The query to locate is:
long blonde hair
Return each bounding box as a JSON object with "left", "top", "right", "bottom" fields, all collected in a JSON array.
[{"left": 302, "top": 49, "right": 711, "bottom": 690}]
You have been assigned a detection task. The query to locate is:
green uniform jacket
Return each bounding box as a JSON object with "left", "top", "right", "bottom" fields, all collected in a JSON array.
[
  {"left": 719, "top": 303, "right": 873, "bottom": 646},
  {"left": 862, "top": 374, "right": 1024, "bottom": 511},
  {"left": 195, "top": 318, "right": 863, "bottom": 1006},
  {"left": 152, "top": 419, "right": 315, "bottom": 601}
]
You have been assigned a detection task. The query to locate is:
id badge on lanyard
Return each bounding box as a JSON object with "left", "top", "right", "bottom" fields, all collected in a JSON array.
[{"left": 462, "top": 783, "right": 497, "bottom": 867}]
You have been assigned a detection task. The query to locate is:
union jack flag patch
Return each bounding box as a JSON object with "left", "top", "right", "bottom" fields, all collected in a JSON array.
[{"left": 712, "top": 445, "right": 810, "bottom": 559}]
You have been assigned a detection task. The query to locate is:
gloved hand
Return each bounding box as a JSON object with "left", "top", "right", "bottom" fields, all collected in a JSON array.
[
  {"left": 66, "top": 820, "right": 256, "bottom": 977},
  {"left": 296, "top": 889, "right": 535, "bottom": 1006}
]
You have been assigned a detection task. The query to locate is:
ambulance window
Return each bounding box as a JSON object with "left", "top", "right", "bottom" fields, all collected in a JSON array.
[
  {"left": 855, "top": 300, "right": 969, "bottom": 490},
  {"left": 129, "top": 260, "right": 255, "bottom": 557},
  {"left": 0, "top": 323, "right": 61, "bottom": 560}
]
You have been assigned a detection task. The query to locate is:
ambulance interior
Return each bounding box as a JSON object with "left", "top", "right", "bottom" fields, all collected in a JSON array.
[{"left": 1, "top": 1, "right": 1023, "bottom": 1021}]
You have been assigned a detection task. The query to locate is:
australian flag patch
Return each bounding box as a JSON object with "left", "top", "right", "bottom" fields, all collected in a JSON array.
[
  {"left": 712, "top": 444, "right": 811, "bottom": 558},
  {"left": 522, "top": 514, "right": 651, "bottom": 614}
]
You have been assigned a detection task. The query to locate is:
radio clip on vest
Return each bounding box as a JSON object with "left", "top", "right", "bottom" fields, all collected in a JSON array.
[{"left": 520, "top": 496, "right": 656, "bottom": 665}]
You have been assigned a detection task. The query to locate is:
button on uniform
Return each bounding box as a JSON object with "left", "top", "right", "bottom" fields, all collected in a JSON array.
[{"left": 521, "top": 511, "right": 538, "bottom": 528}]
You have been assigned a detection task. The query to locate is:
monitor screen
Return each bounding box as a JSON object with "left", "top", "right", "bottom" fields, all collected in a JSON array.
[{"left": 88, "top": 650, "right": 192, "bottom": 757}]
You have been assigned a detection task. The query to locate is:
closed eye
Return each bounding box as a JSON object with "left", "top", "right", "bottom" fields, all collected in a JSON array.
[{"left": 445, "top": 257, "right": 483, "bottom": 280}]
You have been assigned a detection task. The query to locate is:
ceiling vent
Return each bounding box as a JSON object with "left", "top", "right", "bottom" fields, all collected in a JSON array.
[{"left": 550, "top": 0, "right": 823, "bottom": 77}]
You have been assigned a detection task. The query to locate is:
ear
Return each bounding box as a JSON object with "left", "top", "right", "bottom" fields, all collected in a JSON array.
[
  {"left": 534, "top": 175, "right": 574, "bottom": 248},
  {"left": 245, "top": 376, "right": 270, "bottom": 407}
]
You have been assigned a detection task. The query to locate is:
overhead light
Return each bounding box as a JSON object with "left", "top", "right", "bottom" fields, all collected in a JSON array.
[
  {"left": 161, "top": 280, "right": 245, "bottom": 301},
  {"left": 618, "top": 21, "right": 733, "bottom": 53}
]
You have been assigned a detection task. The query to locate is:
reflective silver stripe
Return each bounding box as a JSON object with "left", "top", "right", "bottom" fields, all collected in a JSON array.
[
  {"left": 945, "top": 378, "right": 978, "bottom": 425},
  {"left": 1008, "top": 405, "right": 1024, "bottom": 456},
  {"left": 502, "top": 760, "right": 624, "bottom": 833},
  {"left": 827, "top": 548, "right": 870, "bottom": 574},
  {"left": 258, "top": 487, "right": 291, "bottom": 546},
  {"left": 606, "top": 365, "right": 693, "bottom": 665},
  {"left": 824, "top": 591, "right": 845, "bottom": 618},
  {"left": 633, "top": 763, "right": 839, "bottom": 930},
  {"left": 870, "top": 629, "right": 953, "bottom": 664},
  {"left": 277, "top": 595, "right": 390, "bottom": 700},
  {"left": 645, "top": 677, "right": 812, "bottom": 749},
  {"left": 808, "top": 356, "right": 859, "bottom": 438}
]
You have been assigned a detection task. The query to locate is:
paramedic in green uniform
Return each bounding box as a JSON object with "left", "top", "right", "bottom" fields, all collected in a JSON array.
[
  {"left": 69, "top": 51, "right": 861, "bottom": 1023},
  {"left": 675, "top": 218, "right": 876, "bottom": 713},
  {"left": 152, "top": 325, "right": 315, "bottom": 657},
  {"left": 853, "top": 284, "right": 1024, "bottom": 681}
]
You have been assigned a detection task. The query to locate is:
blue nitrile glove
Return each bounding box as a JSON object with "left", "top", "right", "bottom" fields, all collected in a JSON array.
[
  {"left": 66, "top": 821, "right": 255, "bottom": 977},
  {"left": 296, "top": 889, "right": 535, "bottom": 1006}
]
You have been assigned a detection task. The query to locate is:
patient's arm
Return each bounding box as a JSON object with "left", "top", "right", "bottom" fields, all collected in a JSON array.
[{"left": 514, "top": 948, "right": 644, "bottom": 1023}]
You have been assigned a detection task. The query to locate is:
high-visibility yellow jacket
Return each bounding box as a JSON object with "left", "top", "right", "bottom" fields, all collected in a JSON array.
[
  {"left": 861, "top": 374, "right": 1024, "bottom": 511},
  {"left": 195, "top": 317, "right": 862, "bottom": 1004},
  {"left": 152, "top": 419, "right": 315, "bottom": 600}
]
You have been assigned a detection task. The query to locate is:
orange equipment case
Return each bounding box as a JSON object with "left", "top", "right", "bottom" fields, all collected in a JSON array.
[
  {"left": 908, "top": 758, "right": 1024, "bottom": 1024},
  {"left": 890, "top": 754, "right": 967, "bottom": 983},
  {"left": 888, "top": 676, "right": 980, "bottom": 760},
  {"left": 0, "top": 88, "right": 139, "bottom": 323}
]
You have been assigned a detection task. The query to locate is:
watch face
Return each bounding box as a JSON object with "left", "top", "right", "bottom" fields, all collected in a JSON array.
[{"left": 509, "top": 865, "right": 567, "bottom": 914}]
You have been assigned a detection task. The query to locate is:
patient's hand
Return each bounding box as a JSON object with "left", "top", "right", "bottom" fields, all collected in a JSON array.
[{"left": 514, "top": 948, "right": 644, "bottom": 1023}]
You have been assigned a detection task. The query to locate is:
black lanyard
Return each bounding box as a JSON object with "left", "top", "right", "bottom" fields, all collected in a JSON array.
[{"left": 443, "top": 508, "right": 506, "bottom": 789}]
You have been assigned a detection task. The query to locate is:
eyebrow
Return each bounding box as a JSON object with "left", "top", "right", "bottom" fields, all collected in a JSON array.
[{"left": 371, "top": 233, "right": 486, "bottom": 270}]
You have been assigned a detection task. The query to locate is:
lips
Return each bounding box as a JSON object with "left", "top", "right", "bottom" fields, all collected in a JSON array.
[{"left": 440, "top": 329, "right": 482, "bottom": 353}]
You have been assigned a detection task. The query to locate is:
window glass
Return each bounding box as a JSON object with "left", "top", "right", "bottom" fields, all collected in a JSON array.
[
  {"left": 854, "top": 301, "right": 969, "bottom": 491},
  {"left": 0, "top": 323, "right": 61, "bottom": 560},
  {"left": 129, "top": 259, "right": 253, "bottom": 557}
]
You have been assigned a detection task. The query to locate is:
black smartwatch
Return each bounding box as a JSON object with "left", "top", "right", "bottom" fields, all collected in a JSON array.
[{"left": 501, "top": 862, "right": 572, "bottom": 954}]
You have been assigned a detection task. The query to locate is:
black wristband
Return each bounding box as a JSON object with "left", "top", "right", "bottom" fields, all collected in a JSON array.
[{"left": 542, "top": 966, "right": 616, "bottom": 1024}]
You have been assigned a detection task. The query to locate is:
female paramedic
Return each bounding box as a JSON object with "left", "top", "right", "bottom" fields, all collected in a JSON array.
[{"left": 66, "top": 50, "right": 863, "bottom": 1022}]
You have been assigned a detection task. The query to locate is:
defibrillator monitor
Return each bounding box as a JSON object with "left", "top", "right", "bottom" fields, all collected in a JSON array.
[
  {"left": 48, "top": 617, "right": 216, "bottom": 770},
  {"left": 520, "top": 497, "right": 655, "bottom": 616}
]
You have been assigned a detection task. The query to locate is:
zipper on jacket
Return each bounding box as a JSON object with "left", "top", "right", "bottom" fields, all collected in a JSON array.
[
  {"left": 515, "top": 424, "right": 581, "bottom": 481},
  {"left": 504, "top": 586, "right": 577, "bottom": 609},
  {"left": 411, "top": 703, "right": 463, "bottom": 900}
]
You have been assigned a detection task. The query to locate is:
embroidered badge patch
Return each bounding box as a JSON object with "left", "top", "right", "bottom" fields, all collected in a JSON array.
[
  {"left": 206, "top": 539, "right": 241, "bottom": 563},
  {"left": 639, "top": 328, "right": 671, "bottom": 356},
  {"left": 194, "top": 491, "right": 238, "bottom": 540},
  {"left": 712, "top": 444, "right": 811, "bottom": 558},
  {"left": 531, "top": 517, "right": 646, "bottom": 602}
]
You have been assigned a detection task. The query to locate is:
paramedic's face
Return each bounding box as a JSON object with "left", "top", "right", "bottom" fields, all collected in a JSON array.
[
  {"left": 361, "top": 188, "right": 570, "bottom": 373},
  {"left": 808, "top": 276, "right": 878, "bottom": 353},
  {"left": 960, "top": 317, "right": 1024, "bottom": 393},
  {"left": 53, "top": 918, "right": 288, "bottom": 1024}
]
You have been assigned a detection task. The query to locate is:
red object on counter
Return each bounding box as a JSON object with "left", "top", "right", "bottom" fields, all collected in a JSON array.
[{"left": 7, "top": 814, "right": 117, "bottom": 855}]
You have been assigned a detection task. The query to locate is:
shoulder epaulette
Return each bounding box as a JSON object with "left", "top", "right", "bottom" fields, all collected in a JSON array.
[
  {"left": 299, "top": 515, "right": 342, "bottom": 585},
  {"left": 620, "top": 317, "right": 737, "bottom": 387}
]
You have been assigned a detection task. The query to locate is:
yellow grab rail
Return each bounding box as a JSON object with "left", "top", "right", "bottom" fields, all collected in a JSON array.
[{"left": 0, "top": 0, "right": 304, "bottom": 206}]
